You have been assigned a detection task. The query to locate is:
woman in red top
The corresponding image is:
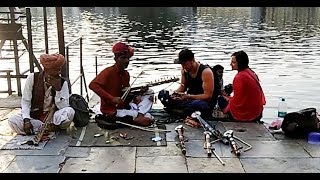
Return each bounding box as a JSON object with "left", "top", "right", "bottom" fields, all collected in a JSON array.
[{"left": 219, "top": 51, "right": 266, "bottom": 122}]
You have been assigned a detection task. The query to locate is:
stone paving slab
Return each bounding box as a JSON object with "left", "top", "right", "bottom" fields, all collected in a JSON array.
[
  {"left": 3, "top": 155, "right": 65, "bottom": 173},
  {"left": 136, "top": 156, "right": 188, "bottom": 173},
  {"left": 137, "top": 142, "right": 181, "bottom": 157},
  {"left": 296, "top": 139, "right": 320, "bottom": 158},
  {"left": 220, "top": 140, "right": 311, "bottom": 158},
  {"left": 0, "top": 154, "right": 15, "bottom": 172},
  {"left": 165, "top": 122, "right": 183, "bottom": 142},
  {"left": 187, "top": 157, "right": 244, "bottom": 173},
  {"left": 272, "top": 131, "right": 290, "bottom": 140},
  {"left": 165, "top": 123, "right": 204, "bottom": 141},
  {"left": 221, "top": 122, "right": 276, "bottom": 141},
  {"left": 88, "top": 93, "right": 99, "bottom": 108},
  {"left": 60, "top": 147, "right": 136, "bottom": 173},
  {"left": 184, "top": 140, "right": 223, "bottom": 158},
  {"left": 0, "top": 95, "right": 21, "bottom": 108},
  {"left": 241, "top": 157, "right": 320, "bottom": 173},
  {"left": 64, "top": 147, "right": 91, "bottom": 158}
]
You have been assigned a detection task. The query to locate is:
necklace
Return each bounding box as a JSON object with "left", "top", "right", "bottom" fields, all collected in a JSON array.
[{"left": 189, "top": 61, "right": 199, "bottom": 78}]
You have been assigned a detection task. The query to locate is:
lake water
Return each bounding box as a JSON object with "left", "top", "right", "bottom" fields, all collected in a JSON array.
[{"left": 1, "top": 7, "right": 320, "bottom": 123}]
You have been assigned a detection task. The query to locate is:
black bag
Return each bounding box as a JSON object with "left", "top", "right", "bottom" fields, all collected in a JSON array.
[
  {"left": 69, "top": 94, "right": 90, "bottom": 127},
  {"left": 95, "top": 114, "right": 133, "bottom": 130},
  {"left": 281, "top": 108, "right": 320, "bottom": 138}
]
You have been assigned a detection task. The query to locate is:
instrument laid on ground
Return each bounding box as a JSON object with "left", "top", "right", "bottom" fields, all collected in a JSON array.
[
  {"left": 27, "top": 103, "right": 56, "bottom": 146},
  {"left": 191, "top": 111, "right": 252, "bottom": 160},
  {"left": 223, "top": 130, "right": 252, "bottom": 155},
  {"left": 223, "top": 130, "right": 242, "bottom": 156},
  {"left": 203, "top": 131, "right": 225, "bottom": 165},
  {"left": 175, "top": 125, "right": 186, "bottom": 155},
  {"left": 191, "top": 111, "right": 225, "bottom": 165},
  {"left": 204, "top": 131, "right": 213, "bottom": 157},
  {"left": 191, "top": 111, "right": 229, "bottom": 145}
]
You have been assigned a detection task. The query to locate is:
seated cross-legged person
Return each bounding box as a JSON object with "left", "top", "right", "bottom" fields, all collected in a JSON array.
[
  {"left": 89, "top": 42, "right": 154, "bottom": 129},
  {"left": 8, "top": 54, "right": 75, "bottom": 136},
  {"left": 159, "top": 49, "right": 220, "bottom": 122},
  {"left": 218, "top": 51, "right": 266, "bottom": 122}
]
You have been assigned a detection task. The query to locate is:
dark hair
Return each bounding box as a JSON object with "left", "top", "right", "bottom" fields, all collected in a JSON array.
[
  {"left": 213, "top": 64, "right": 224, "bottom": 72},
  {"left": 177, "top": 49, "right": 194, "bottom": 64},
  {"left": 231, "top": 50, "right": 249, "bottom": 71}
]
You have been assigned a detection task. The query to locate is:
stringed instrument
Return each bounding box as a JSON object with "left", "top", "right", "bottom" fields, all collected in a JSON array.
[
  {"left": 125, "top": 76, "right": 179, "bottom": 93},
  {"left": 121, "top": 76, "right": 179, "bottom": 101}
]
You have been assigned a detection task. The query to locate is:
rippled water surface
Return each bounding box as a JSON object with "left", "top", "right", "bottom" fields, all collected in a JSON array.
[{"left": 1, "top": 7, "right": 320, "bottom": 122}]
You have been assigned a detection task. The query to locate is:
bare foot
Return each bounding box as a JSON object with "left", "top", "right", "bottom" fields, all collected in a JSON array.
[{"left": 133, "top": 113, "right": 154, "bottom": 127}]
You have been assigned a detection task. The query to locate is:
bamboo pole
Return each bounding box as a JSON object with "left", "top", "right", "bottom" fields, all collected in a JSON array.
[
  {"left": 55, "top": 7, "right": 71, "bottom": 93},
  {"left": 43, "top": 7, "right": 49, "bottom": 54}
]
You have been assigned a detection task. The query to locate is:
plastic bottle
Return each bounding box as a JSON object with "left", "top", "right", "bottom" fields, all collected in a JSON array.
[
  {"left": 277, "top": 97, "right": 287, "bottom": 121},
  {"left": 213, "top": 103, "right": 220, "bottom": 118}
]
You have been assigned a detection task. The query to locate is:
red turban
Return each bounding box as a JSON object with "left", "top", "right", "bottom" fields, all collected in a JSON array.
[
  {"left": 40, "top": 54, "right": 65, "bottom": 69},
  {"left": 112, "top": 42, "right": 134, "bottom": 58}
]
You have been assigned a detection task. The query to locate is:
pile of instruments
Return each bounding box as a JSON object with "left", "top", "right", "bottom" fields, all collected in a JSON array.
[{"left": 175, "top": 111, "right": 252, "bottom": 166}]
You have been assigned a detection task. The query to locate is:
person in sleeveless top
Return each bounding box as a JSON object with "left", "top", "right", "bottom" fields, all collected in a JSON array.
[
  {"left": 159, "top": 49, "right": 217, "bottom": 118},
  {"left": 8, "top": 54, "right": 75, "bottom": 135},
  {"left": 218, "top": 51, "right": 266, "bottom": 122}
]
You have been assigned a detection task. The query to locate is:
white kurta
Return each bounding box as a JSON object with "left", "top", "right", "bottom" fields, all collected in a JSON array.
[
  {"left": 8, "top": 73, "right": 75, "bottom": 135},
  {"left": 92, "top": 89, "right": 154, "bottom": 119}
]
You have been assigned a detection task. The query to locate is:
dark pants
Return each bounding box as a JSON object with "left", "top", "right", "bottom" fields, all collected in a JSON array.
[
  {"left": 217, "top": 96, "right": 263, "bottom": 123},
  {"left": 180, "top": 99, "right": 211, "bottom": 117},
  {"left": 158, "top": 90, "right": 213, "bottom": 117}
]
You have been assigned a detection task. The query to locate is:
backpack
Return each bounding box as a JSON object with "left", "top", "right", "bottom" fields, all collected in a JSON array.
[
  {"left": 281, "top": 108, "right": 320, "bottom": 139},
  {"left": 69, "top": 94, "right": 90, "bottom": 127},
  {"left": 205, "top": 64, "right": 222, "bottom": 106}
]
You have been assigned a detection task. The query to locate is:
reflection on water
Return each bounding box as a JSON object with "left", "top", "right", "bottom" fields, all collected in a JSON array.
[{"left": 2, "top": 7, "right": 320, "bottom": 122}]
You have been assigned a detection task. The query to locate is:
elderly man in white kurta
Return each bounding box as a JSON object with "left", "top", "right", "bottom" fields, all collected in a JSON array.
[{"left": 8, "top": 54, "right": 75, "bottom": 135}]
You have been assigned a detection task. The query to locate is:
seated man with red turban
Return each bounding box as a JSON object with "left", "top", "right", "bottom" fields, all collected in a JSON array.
[
  {"left": 89, "top": 42, "right": 154, "bottom": 128},
  {"left": 8, "top": 54, "right": 75, "bottom": 135}
]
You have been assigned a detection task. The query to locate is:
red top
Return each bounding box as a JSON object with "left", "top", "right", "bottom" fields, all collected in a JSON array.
[
  {"left": 226, "top": 68, "right": 266, "bottom": 121},
  {"left": 89, "top": 64, "right": 130, "bottom": 115}
]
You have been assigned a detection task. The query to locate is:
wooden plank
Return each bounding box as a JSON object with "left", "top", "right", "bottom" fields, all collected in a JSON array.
[
  {"left": 0, "top": 24, "right": 24, "bottom": 40},
  {"left": 0, "top": 24, "right": 22, "bottom": 31},
  {"left": 0, "top": 70, "right": 13, "bottom": 73}
]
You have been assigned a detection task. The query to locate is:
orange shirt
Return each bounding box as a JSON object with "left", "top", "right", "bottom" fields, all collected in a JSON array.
[
  {"left": 227, "top": 68, "right": 266, "bottom": 121},
  {"left": 89, "top": 64, "right": 130, "bottom": 115}
]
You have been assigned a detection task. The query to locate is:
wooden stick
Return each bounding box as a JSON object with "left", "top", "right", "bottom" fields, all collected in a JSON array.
[
  {"left": 121, "top": 71, "right": 145, "bottom": 100},
  {"left": 27, "top": 103, "right": 56, "bottom": 146},
  {"left": 115, "top": 121, "right": 171, "bottom": 133}
]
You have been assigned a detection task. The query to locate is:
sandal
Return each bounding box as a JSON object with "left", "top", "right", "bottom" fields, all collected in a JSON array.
[{"left": 184, "top": 116, "right": 202, "bottom": 128}]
